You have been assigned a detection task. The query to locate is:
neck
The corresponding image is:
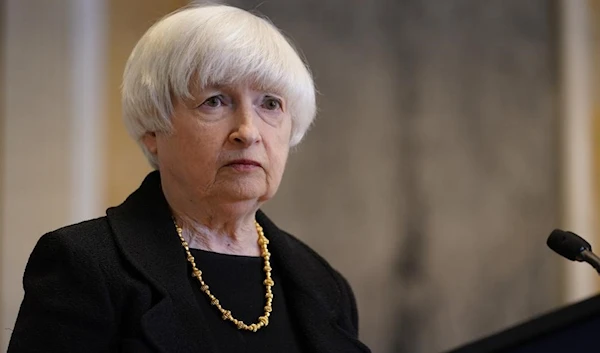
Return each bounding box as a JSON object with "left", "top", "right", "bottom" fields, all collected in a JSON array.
[
  {"left": 176, "top": 210, "right": 261, "bottom": 256},
  {"left": 163, "top": 185, "right": 262, "bottom": 257}
]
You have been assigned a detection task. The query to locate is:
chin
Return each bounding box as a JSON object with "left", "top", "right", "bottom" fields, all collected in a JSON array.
[{"left": 221, "top": 185, "right": 269, "bottom": 202}]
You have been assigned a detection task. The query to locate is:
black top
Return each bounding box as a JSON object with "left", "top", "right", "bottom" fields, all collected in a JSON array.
[{"left": 188, "top": 248, "right": 304, "bottom": 352}]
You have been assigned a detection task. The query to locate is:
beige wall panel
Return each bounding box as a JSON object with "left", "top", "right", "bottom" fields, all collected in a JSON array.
[{"left": 1, "top": 1, "right": 73, "bottom": 349}]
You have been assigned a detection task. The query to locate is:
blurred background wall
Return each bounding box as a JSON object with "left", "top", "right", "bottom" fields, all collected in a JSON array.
[
  {"left": 2, "top": 1, "right": 600, "bottom": 352},
  {"left": 2, "top": 2, "right": 87, "bottom": 351}
]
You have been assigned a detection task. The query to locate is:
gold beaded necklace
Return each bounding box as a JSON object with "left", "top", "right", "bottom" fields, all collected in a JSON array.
[{"left": 174, "top": 219, "right": 274, "bottom": 332}]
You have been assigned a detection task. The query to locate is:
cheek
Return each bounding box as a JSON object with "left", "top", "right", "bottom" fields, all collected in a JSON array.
[
  {"left": 268, "top": 135, "right": 290, "bottom": 177},
  {"left": 154, "top": 134, "right": 176, "bottom": 165},
  {"left": 156, "top": 124, "right": 222, "bottom": 173},
  {"left": 267, "top": 117, "right": 291, "bottom": 150}
]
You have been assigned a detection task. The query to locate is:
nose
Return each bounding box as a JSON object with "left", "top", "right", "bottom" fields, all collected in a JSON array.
[{"left": 228, "top": 105, "right": 261, "bottom": 147}]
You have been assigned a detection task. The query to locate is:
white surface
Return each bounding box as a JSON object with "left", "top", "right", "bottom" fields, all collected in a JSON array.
[{"left": 70, "top": 0, "right": 107, "bottom": 223}]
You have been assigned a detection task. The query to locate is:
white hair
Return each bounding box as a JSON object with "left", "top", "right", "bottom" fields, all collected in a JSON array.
[{"left": 122, "top": 4, "right": 317, "bottom": 168}]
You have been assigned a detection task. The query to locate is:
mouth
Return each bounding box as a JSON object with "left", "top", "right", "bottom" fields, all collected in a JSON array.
[
  {"left": 226, "top": 159, "right": 261, "bottom": 167},
  {"left": 224, "top": 159, "right": 262, "bottom": 171}
]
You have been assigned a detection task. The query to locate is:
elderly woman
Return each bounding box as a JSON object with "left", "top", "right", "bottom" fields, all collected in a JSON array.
[{"left": 8, "top": 4, "right": 370, "bottom": 353}]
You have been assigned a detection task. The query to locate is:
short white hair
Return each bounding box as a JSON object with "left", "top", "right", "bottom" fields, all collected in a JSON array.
[{"left": 122, "top": 4, "right": 317, "bottom": 168}]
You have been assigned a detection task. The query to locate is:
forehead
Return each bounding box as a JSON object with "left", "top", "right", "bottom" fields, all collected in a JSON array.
[{"left": 187, "top": 74, "right": 288, "bottom": 98}]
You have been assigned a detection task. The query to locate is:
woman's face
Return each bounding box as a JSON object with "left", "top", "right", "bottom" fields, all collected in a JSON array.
[{"left": 143, "top": 82, "right": 292, "bottom": 206}]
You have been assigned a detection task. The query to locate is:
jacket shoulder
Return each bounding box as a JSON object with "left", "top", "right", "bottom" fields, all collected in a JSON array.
[
  {"left": 278, "top": 230, "right": 360, "bottom": 335},
  {"left": 277, "top": 230, "right": 354, "bottom": 302},
  {"left": 44, "top": 217, "right": 113, "bottom": 248},
  {"left": 9, "top": 217, "right": 120, "bottom": 351},
  {"left": 35, "top": 217, "right": 122, "bottom": 271},
  {"left": 50, "top": 216, "right": 111, "bottom": 237},
  {"left": 280, "top": 230, "right": 342, "bottom": 276}
]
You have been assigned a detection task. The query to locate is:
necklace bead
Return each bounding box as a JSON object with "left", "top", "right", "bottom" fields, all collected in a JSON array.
[{"left": 174, "top": 219, "right": 274, "bottom": 332}]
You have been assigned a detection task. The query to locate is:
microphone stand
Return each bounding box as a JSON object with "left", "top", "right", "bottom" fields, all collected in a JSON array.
[{"left": 581, "top": 250, "right": 600, "bottom": 274}]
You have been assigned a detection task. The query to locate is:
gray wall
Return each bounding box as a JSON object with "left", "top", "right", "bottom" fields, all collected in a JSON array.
[{"left": 230, "top": 1, "right": 562, "bottom": 352}]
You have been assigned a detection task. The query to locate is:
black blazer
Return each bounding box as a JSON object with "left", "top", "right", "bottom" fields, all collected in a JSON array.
[{"left": 8, "top": 171, "right": 371, "bottom": 353}]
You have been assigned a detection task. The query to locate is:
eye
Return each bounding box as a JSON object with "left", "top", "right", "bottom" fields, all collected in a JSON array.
[
  {"left": 262, "top": 96, "right": 282, "bottom": 111},
  {"left": 201, "top": 96, "right": 224, "bottom": 108}
]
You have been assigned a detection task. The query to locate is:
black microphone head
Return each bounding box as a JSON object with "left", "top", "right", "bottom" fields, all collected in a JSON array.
[{"left": 547, "top": 229, "right": 591, "bottom": 261}]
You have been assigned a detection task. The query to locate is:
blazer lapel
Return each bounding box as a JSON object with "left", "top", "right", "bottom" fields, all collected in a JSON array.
[
  {"left": 105, "top": 171, "right": 368, "bottom": 352},
  {"left": 106, "top": 172, "right": 219, "bottom": 353},
  {"left": 257, "top": 211, "right": 371, "bottom": 353}
]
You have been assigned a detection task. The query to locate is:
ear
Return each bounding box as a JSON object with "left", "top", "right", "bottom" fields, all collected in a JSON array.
[{"left": 141, "top": 132, "right": 158, "bottom": 155}]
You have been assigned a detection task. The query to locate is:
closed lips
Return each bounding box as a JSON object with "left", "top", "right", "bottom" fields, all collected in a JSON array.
[{"left": 226, "top": 159, "right": 261, "bottom": 167}]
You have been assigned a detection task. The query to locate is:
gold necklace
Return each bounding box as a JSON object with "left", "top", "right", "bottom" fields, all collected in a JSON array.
[{"left": 174, "top": 219, "right": 274, "bottom": 332}]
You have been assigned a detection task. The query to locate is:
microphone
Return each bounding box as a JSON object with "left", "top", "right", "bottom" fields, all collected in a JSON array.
[{"left": 547, "top": 229, "right": 600, "bottom": 274}]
